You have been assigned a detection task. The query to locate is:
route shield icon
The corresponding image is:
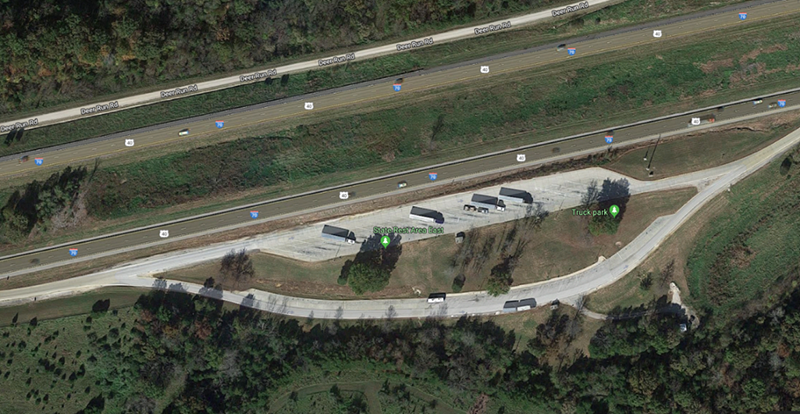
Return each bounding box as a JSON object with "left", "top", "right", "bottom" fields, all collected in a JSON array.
[
  {"left": 34, "top": 158, "right": 43, "bottom": 166},
  {"left": 516, "top": 154, "right": 526, "bottom": 162},
  {"left": 69, "top": 248, "right": 78, "bottom": 257},
  {"left": 778, "top": 100, "right": 786, "bottom": 108},
  {"left": 480, "top": 66, "right": 490, "bottom": 74},
  {"left": 339, "top": 191, "right": 349, "bottom": 200},
  {"left": 739, "top": 12, "right": 747, "bottom": 20},
  {"left": 215, "top": 120, "right": 224, "bottom": 129},
  {"left": 304, "top": 102, "right": 314, "bottom": 110},
  {"left": 429, "top": 172, "right": 438, "bottom": 181},
  {"left": 125, "top": 139, "right": 134, "bottom": 147},
  {"left": 250, "top": 211, "right": 259, "bottom": 219},
  {"left": 159, "top": 230, "right": 169, "bottom": 238},
  {"left": 653, "top": 30, "right": 662, "bottom": 38},
  {"left": 691, "top": 117, "right": 701, "bottom": 126},
  {"left": 567, "top": 48, "right": 576, "bottom": 56},
  {"left": 393, "top": 84, "right": 402, "bottom": 92},
  {"left": 605, "top": 135, "right": 614, "bottom": 144}
]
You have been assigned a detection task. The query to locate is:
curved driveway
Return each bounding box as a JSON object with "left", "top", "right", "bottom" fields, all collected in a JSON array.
[{"left": 0, "top": 124, "right": 797, "bottom": 318}]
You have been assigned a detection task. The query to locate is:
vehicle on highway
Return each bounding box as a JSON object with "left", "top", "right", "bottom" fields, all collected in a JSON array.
[
  {"left": 179, "top": 128, "right": 190, "bottom": 136},
  {"left": 753, "top": 99, "right": 763, "bottom": 105},
  {"left": 394, "top": 77, "right": 404, "bottom": 84},
  {"left": 463, "top": 204, "right": 477, "bottom": 211},
  {"left": 768, "top": 102, "right": 779, "bottom": 109},
  {"left": 477, "top": 207, "right": 490, "bottom": 214},
  {"left": 397, "top": 181, "right": 408, "bottom": 188},
  {"left": 427, "top": 293, "right": 446, "bottom": 303},
  {"left": 557, "top": 44, "right": 567, "bottom": 51},
  {"left": 18, "top": 155, "right": 29, "bottom": 163}
]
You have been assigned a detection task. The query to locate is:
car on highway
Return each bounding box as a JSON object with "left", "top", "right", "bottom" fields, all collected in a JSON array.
[
  {"left": 768, "top": 102, "right": 779, "bottom": 109},
  {"left": 179, "top": 128, "right": 190, "bottom": 136},
  {"left": 463, "top": 205, "right": 477, "bottom": 211},
  {"left": 557, "top": 44, "right": 567, "bottom": 51},
  {"left": 477, "top": 207, "right": 490, "bottom": 214},
  {"left": 397, "top": 181, "right": 408, "bottom": 188},
  {"left": 394, "top": 78, "right": 404, "bottom": 85},
  {"left": 18, "top": 155, "right": 29, "bottom": 163},
  {"left": 427, "top": 293, "right": 446, "bottom": 303},
  {"left": 753, "top": 99, "right": 763, "bottom": 105}
]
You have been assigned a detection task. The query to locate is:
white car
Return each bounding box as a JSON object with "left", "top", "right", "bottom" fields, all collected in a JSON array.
[
  {"left": 753, "top": 99, "right": 763, "bottom": 105},
  {"left": 179, "top": 129, "right": 190, "bottom": 136}
]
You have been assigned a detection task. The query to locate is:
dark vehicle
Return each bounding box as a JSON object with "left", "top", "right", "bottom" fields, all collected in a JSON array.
[
  {"left": 477, "top": 207, "right": 490, "bottom": 214},
  {"left": 427, "top": 293, "right": 446, "bottom": 303},
  {"left": 18, "top": 155, "right": 29, "bottom": 163},
  {"left": 394, "top": 78, "right": 404, "bottom": 84},
  {"left": 557, "top": 44, "right": 567, "bottom": 51}
]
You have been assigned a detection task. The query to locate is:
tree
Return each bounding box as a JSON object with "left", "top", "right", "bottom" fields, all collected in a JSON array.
[
  {"left": 346, "top": 262, "right": 390, "bottom": 295},
  {"left": 486, "top": 269, "right": 512, "bottom": 296},
  {"left": 219, "top": 249, "right": 255, "bottom": 288},
  {"left": 588, "top": 178, "right": 630, "bottom": 235}
]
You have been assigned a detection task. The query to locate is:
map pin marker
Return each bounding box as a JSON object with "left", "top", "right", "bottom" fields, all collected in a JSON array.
[
  {"left": 610, "top": 205, "right": 619, "bottom": 218},
  {"left": 380, "top": 236, "right": 391, "bottom": 248}
]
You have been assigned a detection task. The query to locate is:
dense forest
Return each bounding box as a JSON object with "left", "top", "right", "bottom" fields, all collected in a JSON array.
[
  {"left": 0, "top": 0, "right": 559, "bottom": 115},
  {"left": 4, "top": 280, "right": 800, "bottom": 413}
]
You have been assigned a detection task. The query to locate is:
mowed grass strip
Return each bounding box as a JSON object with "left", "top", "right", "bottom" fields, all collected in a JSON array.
[
  {"left": 0, "top": 0, "right": 748, "bottom": 158},
  {"left": 163, "top": 188, "right": 695, "bottom": 299}
]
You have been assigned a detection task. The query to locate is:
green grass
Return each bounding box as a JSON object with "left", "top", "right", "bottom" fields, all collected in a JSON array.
[
  {"left": 686, "top": 145, "right": 800, "bottom": 318},
  {"left": 0, "top": 0, "right": 748, "bottom": 158},
  {"left": 0, "top": 288, "right": 145, "bottom": 328}
]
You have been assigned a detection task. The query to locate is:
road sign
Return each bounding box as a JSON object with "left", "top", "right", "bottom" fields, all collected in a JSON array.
[
  {"left": 653, "top": 30, "right": 662, "bottom": 38},
  {"left": 159, "top": 230, "right": 169, "bottom": 238},
  {"left": 516, "top": 154, "right": 526, "bottom": 162},
  {"left": 250, "top": 211, "right": 259, "bottom": 219},
  {"left": 69, "top": 248, "right": 78, "bottom": 257},
  {"left": 304, "top": 102, "right": 314, "bottom": 110},
  {"left": 567, "top": 48, "right": 576, "bottom": 56},
  {"left": 778, "top": 100, "right": 786, "bottom": 107},
  {"left": 339, "top": 191, "right": 349, "bottom": 200},
  {"left": 125, "top": 139, "right": 134, "bottom": 147},
  {"left": 393, "top": 83, "right": 402, "bottom": 92},
  {"left": 429, "top": 172, "right": 438, "bottom": 181},
  {"left": 34, "top": 158, "right": 43, "bottom": 166},
  {"left": 691, "top": 117, "right": 701, "bottom": 126},
  {"left": 739, "top": 12, "right": 747, "bottom": 20},
  {"left": 215, "top": 120, "right": 225, "bottom": 129},
  {"left": 480, "top": 66, "right": 490, "bottom": 74},
  {"left": 605, "top": 135, "right": 614, "bottom": 144}
]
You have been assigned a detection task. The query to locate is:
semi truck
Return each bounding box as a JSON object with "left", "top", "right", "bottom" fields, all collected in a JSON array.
[
  {"left": 471, "top": 194, "right": 505, "bottom": 211},
  {"left": 409, "top": 206, "right": 444, "bottom": 224},
  {"left": 321, "top": 225, "right": 356, "bottom": 244},
  {"left": 502, "top": 298, "right": 537, "bottom": 313}
]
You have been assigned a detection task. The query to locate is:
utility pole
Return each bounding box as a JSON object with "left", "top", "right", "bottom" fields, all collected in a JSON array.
[{"left": 647, "top": 135, "right": 661, "bottom": 172}]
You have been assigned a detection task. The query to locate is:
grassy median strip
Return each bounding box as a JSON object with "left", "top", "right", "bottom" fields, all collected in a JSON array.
[{"left": 0, "top": 0, "right": 748, "bottom": 158}]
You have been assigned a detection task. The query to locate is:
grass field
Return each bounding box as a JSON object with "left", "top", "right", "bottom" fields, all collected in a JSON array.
[
  {"left": 587, "top": 143, "right": 800, "bottom": 319},
  {"left": 0, "top": 0, "right": 746, "bottom": 157},
  {"left": 4, "top": 14, "right": 800, "bottom": 256},
  {"left": 164, "top": 188, "right": 695, "bottom": 299},
  {"left": 0, "top": 288, "right": 146, "bottom": 328}
]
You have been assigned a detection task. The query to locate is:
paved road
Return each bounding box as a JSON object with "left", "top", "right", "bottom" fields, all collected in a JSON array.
[
  {"left": 0, "top": 124, "right": 797, "bottom": 318},
  {"left": 3, "top": 0, "right": 795, "bottom": 178},
  {"left": 0, "top": 0, "right": 617, "bottom": 129},
  {"left": 1, "top": 92, "right": 798, "bottom": 278}
]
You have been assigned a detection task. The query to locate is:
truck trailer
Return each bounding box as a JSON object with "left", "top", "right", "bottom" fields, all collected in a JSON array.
[
  {"left": 471, "top": 194, "right": 506, "bottom": 211},
  {"left": 321, "top": 225, "right": 356, "bottom": 244},
  {"left": 409, "top": 206, "right": 445, "bottom": 224}
]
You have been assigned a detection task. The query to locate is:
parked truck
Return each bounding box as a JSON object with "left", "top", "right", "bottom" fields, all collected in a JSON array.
[
  {"left": 471, "top": 194, "right": 506, "bottom": 211},
  {"left": 409, "top": 206, "right": 444, "bottom": 224},
  {"left": 321, "top": 225, "right": 356, "bottom": 244}
]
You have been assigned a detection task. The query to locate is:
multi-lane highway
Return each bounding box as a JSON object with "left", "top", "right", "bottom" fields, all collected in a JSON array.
[
  {"left": 1, "top": 91, "right": 798, "bottom": 278},
  {"left": 3, "top": 0, "right": 797, "bottom": 179},
  {"left": 0, "top": 0, "right": 798, "bottom": 277},
  {"left": 0, "top": 0, "right": 617, "bottom": 129},
  {"left": 1, "top": 123, "right": 797, "bottom": 318}
]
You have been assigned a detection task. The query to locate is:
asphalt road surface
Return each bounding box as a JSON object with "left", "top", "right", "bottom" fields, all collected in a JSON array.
[
  {"left": 1, "top": 124, "right": 797, "bottom": 318},
  {"left": 2, "top": 0, "right": 796, "bottom": 177},
  {"left": 0, "top": 0, "right": 620, "bottom": 129}
]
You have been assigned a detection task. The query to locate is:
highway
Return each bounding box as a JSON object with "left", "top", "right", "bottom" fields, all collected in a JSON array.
[
  {"left": 3, "top": 0, "right": 797, "bottom": 179},
  {"left": 0, "top": 0, "right": 798, "bottom": 276},
  {"left": 0, "top": 123, "right": 797, "bottom": 319},
  {"left": 0, "top": 0, "right": 617, "bottom": 129}
]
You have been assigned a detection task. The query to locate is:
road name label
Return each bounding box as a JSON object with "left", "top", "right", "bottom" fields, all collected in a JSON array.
[
  {"left": 474, "top": 21, "right": 511, "bottom": 35},
  {"left": 160, "top": 84, "right": 198, "bottom": 99},
  {"left": 239, "top": 69, "right": 278, "bottom": 82},
  {"left": 373, "top": 226, "right": 444, "bottom": 235},
  {"left": 396, "top": 37, "right": 434, "bottom": 51},
  {"left": 80, "top": 101, "right": 120, "bottom": 115},
  {"left": 319, "top": 53, "right": 355, "bottom": 67},
  {"left": 1, "top": 118, "right": 39, "bottom": 133},
  {"left": 552, "top": 1, "right": 590, "bottom": 17}
]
